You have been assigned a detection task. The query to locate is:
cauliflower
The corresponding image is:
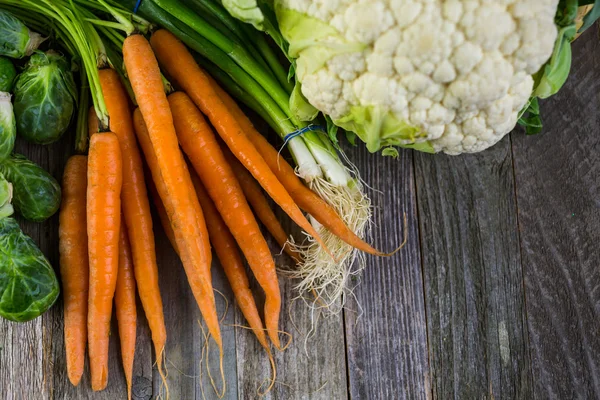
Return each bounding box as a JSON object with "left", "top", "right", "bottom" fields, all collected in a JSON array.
[{"left": 275, "top": 0, "right": 559, "bottom": 155}]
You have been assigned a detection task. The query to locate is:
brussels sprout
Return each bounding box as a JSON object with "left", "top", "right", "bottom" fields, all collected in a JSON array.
[
  {"left": 0, "top": 154, "right": 61, "bottom": 222},
  {"left": 0, "top": 216, "right": 60, "bottom": 322},
  {"left": 0, "top": 10, "right": 45, "bottom": 59},
  {"left": 0, "top": 92, "right": 16, "bottom": 160},
  {"left": 13, "top": 51, "right": 76, "bottom": 144},
  {"left": 0, "top": 172, "right": 14, "bottom": 218},
  {"left": 0, "top": 56, "right": 16, "bottom": 92}
]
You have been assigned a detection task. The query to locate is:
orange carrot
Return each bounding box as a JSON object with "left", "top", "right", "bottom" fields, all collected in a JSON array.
[
  {"left": 99, "top": 68, "right": 167, "bottom": 369},
  {"left": 87, "top": 132, "right": 122, "bottom": 391},
  {"left": 167, "top": 91, "right": 281, "bottom": 347},
  {"left": 223, "top": 147, "right": 301, "bottom": 263},
  {"left": 150, "top": 29, "right": 332, "bottom": 259},
  {"left": 115, "top": 223, "right": 137, "bottom": 400},
  {"left": 88, "top": 107, "right": 99, "bottom": 135},
  {"left": 190, "top": 172, "right": 270, "bottom": 350},
  {"left": 58, "top": 155, "right": 89, "bottom": 387},
  {"left": 209, "top": 79, "right": 385, "bottom": 256},
  {"left": 147, "top": 177, "right": 178, "bottom": 254},
  {"left": 128, "top": 76, "right": 221, "bottom": 356}
]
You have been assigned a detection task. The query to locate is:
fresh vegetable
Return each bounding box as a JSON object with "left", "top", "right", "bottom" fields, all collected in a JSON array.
[
  {"left": 147, "top": 178, "right": 177, "bottom": 253},
  {"left": 0, "top": 172, "right": 13, "bottom": 218},
  {"left": 115, "top": 225, "right": 137, "bottom": 400},
  {"left": 168, "top": 90, "right": 283, "bottom": 348},
  {"left": 0, "top": 173, "right": 59, "bottom": 322},
  {"left": 0, "top": 56, "right": 16, "bottom": 92},
  {"left": 150, "top": 29, "right": 332, "bottom": 259},
  {"left": 0, "top": 217, "right": 60, "bottom": 322},
  {"left": 0, "top": 91, "right": 16, "bottom": 160},
  {"left": 222, "top": 1, "right": 600, "bottom": 155},
  {"left": 87, "top": 132, "right": 122, "bottom": 391},
  {"left": 0, "top": 153, "right": 61, "bottom": 222},
  {"left": 98, "top": 68, "right": 167, "bottom": 377},
  {"left": 58, "top": 155, "right": 89, "bottom": 387},
  {"left": 188, "top": 172, "right": 271, "bottom": 352},
  {"left": 0, "top": 9, "right": 44, "bottom": 58},
  {"left": 130, "top": 100, "right": 222, "bottom": 355},
  {"left": 223, "top": 147, "right": 300, "bottom": 263},
  {"left": 13, "top": 51, "right": 77, "bottom": 144}
]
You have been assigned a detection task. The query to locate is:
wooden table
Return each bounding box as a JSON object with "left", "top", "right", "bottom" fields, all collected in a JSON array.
[{"left": 1, "top": 28, "right": 599, "bottom": 400}]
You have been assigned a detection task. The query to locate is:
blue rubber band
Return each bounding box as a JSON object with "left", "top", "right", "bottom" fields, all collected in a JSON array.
[
  {"left": 133, "top": 0, "right": 142, "bottom": 14},
  {"left": 282, "top": 125, "right": 325, "bottom": 146}
]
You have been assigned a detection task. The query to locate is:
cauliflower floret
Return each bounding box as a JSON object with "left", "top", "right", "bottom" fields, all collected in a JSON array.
[{"left": 286, "top": 0, "right": 558, "bottom": 154}]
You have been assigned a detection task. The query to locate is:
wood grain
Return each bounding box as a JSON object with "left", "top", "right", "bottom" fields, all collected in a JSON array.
[
  {"left": 511, "top": 29, "right": 600, "bottom": 400},
  {"left": 414, "top": 140, "right": 532, "bottom": 399},
  {"left": 342, "top": 145, "right": 430, "bottom": 399}
]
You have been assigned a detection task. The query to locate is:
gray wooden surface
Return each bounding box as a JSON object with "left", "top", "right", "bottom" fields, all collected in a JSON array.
[{"left": 1, "top": 26, "right": 599, "bottom": 400}]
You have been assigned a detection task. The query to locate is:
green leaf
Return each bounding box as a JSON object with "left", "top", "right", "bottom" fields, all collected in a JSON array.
[
  {"left": 381, "top": 147, "right": 399, "bottom": 158},
  {"left": 322, "top": 114, "right": 339, "bottom": 147},
  {"left": 0, "top": 10, "right": 44, "bottom": 59},
  {"left": 345, "top": 130, "right": 357, "bottom": 146},
  {"left": 289, "top": 82, "right": 318, "bottom": 121},
  {"left": 275, "top": 6, "right": 365, "bottom": 80},
  {"left": 579, "top": 1, "right": 600, "bottom": 32},
  {"left": 0, "top": 217, "right": 59, "bottom": 322},
  {"left": 221, "top": 0, "right": 265, "bottom": 29},
  {"left": 0, "top": 92, "right": 16, "bottom": 160},
  {"left": 532, "top": 25, "right": 575, "bottom": 99},
  {"left": 333, "top": 104, "right": 423, "bottom": 153},
  {"left": 0, "top": 56, "right": 16, "bottom": 92},
  {"left": 0, "top": 173, "right": 14, "bottom": 219},
  {"left": 518, "top": 97, "right": 544, "bottom": 135}
]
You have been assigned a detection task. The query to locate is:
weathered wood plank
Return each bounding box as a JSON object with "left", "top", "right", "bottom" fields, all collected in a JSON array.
[
  {"left": 511, "top": 29, "right": 600, "bottom": 400},
  {"left": 414, "top": 139, "right": 532, "bottom": 399},
  {"left": 342, "top": 145, "right": 429, "bottom": 399},
  {"left": 234, "top": 253, "right": 349, "bottom": 400}
]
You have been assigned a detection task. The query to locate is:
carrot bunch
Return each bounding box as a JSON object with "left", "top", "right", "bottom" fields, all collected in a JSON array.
[{"left": 57, "top": 19, "right": 387, "bottom": 398}]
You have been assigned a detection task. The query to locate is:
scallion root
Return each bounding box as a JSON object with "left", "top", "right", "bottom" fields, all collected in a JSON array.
[{"left": 283, "top": 176, "right": 372, "bottom": 314}]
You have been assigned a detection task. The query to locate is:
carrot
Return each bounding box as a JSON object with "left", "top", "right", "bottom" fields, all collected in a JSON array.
[
  {"left": 190, "top": 172, "right": 270, "bottom": 350},
  {"left": 115, "top": 223, "right": 137, "bottom": 400},
  {"left": 129, "top": 94, "right": 221, "bottom": 358},
  {"left": 147, "top": 177, "right": 178, "bottom": 254},
  {"left": 208, "top": 79, "right": 385, "bottom": 256},
  {"left": 99, "top": 68, "right": 167, "bottom": 372},
  {"left": 167, "top": 91, "right": 281, "bottom": 347},
  {"left": 87, "top": 132, "right": 122, "bottom": 391},
  {"left": 88, "top": 106, "right": 99, "bottom": 135},
  {"left": 58, "top": 155, "right": 89, "bottom": 387},
  {"left": 223, "top": 148, "right": 301, "bottom": 263},
  {"left": 149, "top": 29, "right": 332, "bottom": 259}
]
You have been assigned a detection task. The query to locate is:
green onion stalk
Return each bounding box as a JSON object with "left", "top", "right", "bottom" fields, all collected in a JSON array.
[
  {"left": 0, "top": 0, "right": 112, "bottom": 153},
  {"left": 84, "top": 0, "right": 375, "bottom": 311}
]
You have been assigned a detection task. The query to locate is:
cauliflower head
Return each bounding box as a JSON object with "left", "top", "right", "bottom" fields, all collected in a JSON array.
[{"left": 276, "top": 0, "right": 559, "bottom": 155}]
